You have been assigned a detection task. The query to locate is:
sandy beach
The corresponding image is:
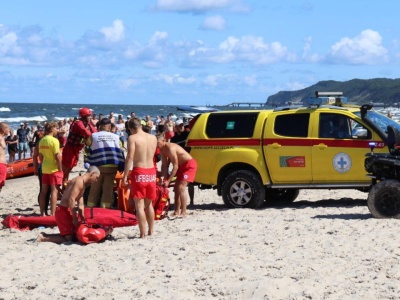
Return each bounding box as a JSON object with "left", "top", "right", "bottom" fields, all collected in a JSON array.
[{"left": 1, "top": 162, "right": 400, "bottom": 299}]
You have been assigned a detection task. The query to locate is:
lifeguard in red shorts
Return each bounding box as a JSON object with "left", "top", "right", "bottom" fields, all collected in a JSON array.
[
  {"left": 62, "top": 107, "right": 97, "bottom": 186},
  {"left": 122, "top": 117, "right": 157, "bottom": 239},
  {"left": 157, "top": 134, "right": 197, "bottom": 218},
  {"left": 0, "top": 122, "right": 10, "bottom": 192}
]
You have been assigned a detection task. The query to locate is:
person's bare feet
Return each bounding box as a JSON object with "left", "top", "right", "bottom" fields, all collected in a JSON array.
[
  {"left": 105, "top": 227, "right": 113, "bottom": 236},
  {"left": 35, "top": 232, "right": 45, "bottom": 243}
]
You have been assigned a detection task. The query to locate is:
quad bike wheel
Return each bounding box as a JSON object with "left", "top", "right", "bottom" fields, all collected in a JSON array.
[{"left": 367, "top": 180, "right": 400, "bottom": 218}]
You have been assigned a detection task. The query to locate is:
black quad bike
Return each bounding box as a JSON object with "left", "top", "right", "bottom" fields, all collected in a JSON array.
[{"left": 365, "top": 125, "right": 400, "bottom": 218}]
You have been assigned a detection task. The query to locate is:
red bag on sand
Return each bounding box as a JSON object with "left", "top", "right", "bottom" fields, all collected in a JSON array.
[
  {"left": 153, "top": 186, "right": 170, "bottom": 220},
  {"left": 126, "top": 185, "right": 170, "bottom": 220},
  {"left": 76, "top": 223, "right": 112, "bottom": 244}
]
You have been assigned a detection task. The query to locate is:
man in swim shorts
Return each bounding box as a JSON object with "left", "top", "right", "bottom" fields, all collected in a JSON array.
[
  {"left": 163, "top": 114, "right": 175, "bottom": 141},
  {"left": 62, "top": 107, "right": 97, "bottom": 186},
  {"left": 36, "top": 166, "right": 101, "bottom": 244},
  {"left": 17, "top": 122, "right": 29, "bottom": 160},
  {"left": 0, "top": 122, "right": 10, "bottom": 192},
  {"left": 170, "top": 120, "right": 194, "bottom": 206},
  {"left": 122, "top": 117, "right": 157, "bottom": 238},
  {"left": 157, "top": 134, "right": 197, "bottom": 217},
  {"left": 38, "top": 122, "right": 63, "bottom": 216}
]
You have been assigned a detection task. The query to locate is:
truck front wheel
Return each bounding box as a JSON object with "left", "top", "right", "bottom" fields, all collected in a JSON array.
[
  {"left": 368, "top": 180, "right": 400, "bottom": 218},
  {"left": 221, "top": 170, "right": 265, "bottom": 209}
]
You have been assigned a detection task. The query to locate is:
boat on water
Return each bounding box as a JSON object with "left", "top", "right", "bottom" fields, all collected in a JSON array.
[{"left": 176, "top": 105, "right": 220, "bottom": 114}]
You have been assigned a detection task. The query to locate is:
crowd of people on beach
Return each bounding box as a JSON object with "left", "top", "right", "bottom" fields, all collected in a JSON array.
[{"left": 0, "top": 107, "right": 197, "bottom": 243}]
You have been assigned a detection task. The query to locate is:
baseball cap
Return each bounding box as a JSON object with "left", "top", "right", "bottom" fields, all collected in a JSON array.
[
  {"left": 20, "top": 123, "right": 24, "bottom": 126},
  {"left": 175, "top": 120, "right": 184, "bottom": 126}
]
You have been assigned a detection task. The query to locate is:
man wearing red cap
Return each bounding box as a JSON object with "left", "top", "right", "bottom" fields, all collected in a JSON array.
[{"left": 62, "top": 107, "right": 97, "bottom": 186}]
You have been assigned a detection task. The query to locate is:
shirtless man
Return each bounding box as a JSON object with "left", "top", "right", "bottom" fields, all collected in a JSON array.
[
  {"left": 57, "top": 119, "right": 67, "bottom": 148},
  {"left": 157, "top": 134, "right": 197, "bottom": 217},
  {"left": 0, "top": 122, "right": 10, "bottom": 192},
  {"left": 164, "top": 114, "right": 175, "bottom": 141},
  {"left": 90, "top": 113, "right": 99, "bottom": 127},
  {"left": 122, "top": 117, "right": 157, "bottom": 238},
  {"left": 36, "top": 166, "right": 101, "bottom": 244},
  {"left": 146, "top": 115, "right": 154, "bottom": 133}
]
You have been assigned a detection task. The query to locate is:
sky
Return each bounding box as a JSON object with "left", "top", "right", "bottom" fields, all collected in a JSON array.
[{"left": 0, "top": 0, "right": 399, "bottom": 106}]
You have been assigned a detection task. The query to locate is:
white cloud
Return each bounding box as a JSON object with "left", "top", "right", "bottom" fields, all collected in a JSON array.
[
  {"left": 124, "top": 32, "right": 169, "bottom": 68},
  {"left": 286, "top": 81, "right": 306, "bottom": 91},
  {"left": 200, "top": 15, "right": 226, "bottom": 31},
  {"left": 204, "top": 74, "right": 223, "bottom": 86},
  {"left": 203, "top": 73, "right": 254, "bottom": 87},
  {"left": 184, "top": 35, "right": 297, "bottom": 66},
  {"left": 244, "top": 75, "right": 257, "bottom": 86},
  {"left": 156, "top": 73, "right": 196, "bottom": 85},
  {"left": 100, "top": 19, "right": 125, "bottom": 43},
  {"left": 153, "top": 0, "right": 249, "bottom": 13},
  {"left": 302, "top": 36, "right": 322, "bottom": 63},
  {"left": 221, "top": 36, "right": 296, "bottom": 64},
  {"left": 149, "top": 31, "right": 168, "bottom": 45},
  {"left": 119, "top": 78, "right": 139, "bottom": 89},
  {"left": 328, "top": 29, "right": 388, "bottom": 64},
  {"left": 0, "top": 30, "right": 18, "bottom": 54}
]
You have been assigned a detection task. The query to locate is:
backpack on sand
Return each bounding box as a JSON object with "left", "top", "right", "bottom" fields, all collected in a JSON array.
[
  {"left": 76, "top": 223, "right": 113, "bottom": 244},
  {"left": 153, "top": 186, "right": 170, "bottom": 220}
]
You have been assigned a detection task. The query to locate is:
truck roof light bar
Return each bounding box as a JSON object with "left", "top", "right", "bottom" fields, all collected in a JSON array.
[{"left": 315, "top": 91, "right": 344, "bottom": 97}]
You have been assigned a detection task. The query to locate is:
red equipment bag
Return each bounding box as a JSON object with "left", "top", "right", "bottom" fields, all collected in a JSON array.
[
  {"left": 126, "top": 185, "right": 170, "bottom": 220},
  {"left": 76, "top": 223, "right": 113, "bottom": 244},
  {"left": 153, "top": 186, "right": 170, "bottom": 220}
]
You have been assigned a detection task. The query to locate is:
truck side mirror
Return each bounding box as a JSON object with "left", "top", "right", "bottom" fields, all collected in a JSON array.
[{"left": 352, "top": 128, "right": 367, "bottom": 138}]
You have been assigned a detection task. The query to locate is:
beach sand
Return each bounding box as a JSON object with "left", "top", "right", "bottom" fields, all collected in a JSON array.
[{"left": 1, "top": 161, "right": 400, "bottom": 299}]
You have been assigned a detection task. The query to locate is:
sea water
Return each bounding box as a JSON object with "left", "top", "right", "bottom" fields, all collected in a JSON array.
[
  {"left": 0, "top": 102, "right": 184, "bottom": 162},
  {"left": 0, "top": 102, "right": 185, "bottom": 130}
]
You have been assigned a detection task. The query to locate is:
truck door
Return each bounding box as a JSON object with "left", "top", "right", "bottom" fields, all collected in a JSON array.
[
  {"left": 263, "top": 112, "right": 312, "bottom": 183},
  {"left": 311, "top": 112, "right": 384, "bottom": 183}
]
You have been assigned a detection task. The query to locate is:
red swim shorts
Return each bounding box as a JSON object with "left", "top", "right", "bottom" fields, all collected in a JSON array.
[
  {"left": 42, "top": 171, "right": 63, "bottom": 185},
  {"left": 176, "top": 158, "right": 197, "bottom": 182},
  {"left": 0, "top": 163, "right": 6, "bottom": 188},
  {"left": 62, "top": 145, "right": 81, "bottom": 169},
  {"left": 130, "top": 167, "right": 157, "bottom": 201},
  {"left": 164, "top": 131, "right": 174, "bottom": 140},
  {"left": 55, "top": 205, "right": 76, "bottom": 236},
  {"left": 58, "top": 136, "right": 67, "bottom": 147}
]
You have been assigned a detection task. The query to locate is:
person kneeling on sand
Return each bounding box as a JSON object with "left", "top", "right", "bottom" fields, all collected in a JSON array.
[
  {"left": 36, "top": 166, "right": 103, "bottom": 244},
  {"left": 157, "top": 134, "right": 197, "bottom": 218}
]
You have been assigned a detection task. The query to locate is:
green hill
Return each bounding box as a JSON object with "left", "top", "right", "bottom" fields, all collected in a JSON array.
[{"left": 266, "top": 78, "right": 400, "bottom": 106}]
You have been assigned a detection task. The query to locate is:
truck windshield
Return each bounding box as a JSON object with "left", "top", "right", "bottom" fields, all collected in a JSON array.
[{"left": 354, "top": 111, "right": 400, "bottom": 133}]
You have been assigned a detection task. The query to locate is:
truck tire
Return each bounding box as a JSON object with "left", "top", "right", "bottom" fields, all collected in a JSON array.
[
  {"left": 221, "top": 170, "right": 265, "bottom": 209},
  {"left": 368, "top": 180, "right": 400, "bottom": 218},
  {"left": 265, "top": 188, "right": 299, "bottom": 204}
]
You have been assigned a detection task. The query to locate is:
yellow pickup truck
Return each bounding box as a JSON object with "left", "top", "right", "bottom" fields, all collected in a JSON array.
[{"left": 186, "top": 92, "right": 398, "bottom": 208}]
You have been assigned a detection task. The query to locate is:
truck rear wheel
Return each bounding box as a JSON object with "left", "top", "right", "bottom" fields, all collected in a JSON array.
[
  {"left": 368, "top": 180, "right": 400, "bottom": 218},
  {"left": 221, "top": 170, "right": 265, "bottom": 209},
  {"left": 265, "top": 188, "right": 299, "bottom": 204}
]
